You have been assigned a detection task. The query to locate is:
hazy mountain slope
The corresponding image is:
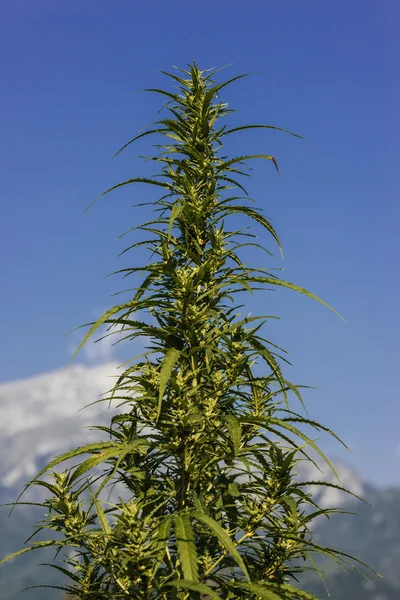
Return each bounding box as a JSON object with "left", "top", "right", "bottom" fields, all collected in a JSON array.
[{"left": 301, "top": 568, "right": 400, "bottom": 600}]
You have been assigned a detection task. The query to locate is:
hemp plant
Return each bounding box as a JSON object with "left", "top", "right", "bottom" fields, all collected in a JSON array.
[{"left": 2, "top": 63, "right": 369, "bottom": 599}]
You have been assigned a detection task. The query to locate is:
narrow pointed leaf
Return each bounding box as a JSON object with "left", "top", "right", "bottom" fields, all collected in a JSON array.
[
  {"left": 167, "top": 580, "right": 221, "bottom": 599},
  {"left": 157, "top": 347, "right": 181, "bottom": 421},
  {"left": 174, "top": 514, "right": 199, "bottom": 583},
  {"left": 168, "top": 202, "right": 184, "bottom": 237},
  {"left": 236, "top": 582, "right": 282, "bottom": 600},
  {"left": 225, "top": 415, "right": 241, "bottom": 455},
  {"left": 221, "top": 124, "right": 304, "bottom": 139},
  {"left": 85, "top": 178, "right": 172, "bottom": 213},
  {"left": 192, "top": 512, "right": 250, "bottom": 581},
  {"left": 89, "top": 486, "right": 111, "bottom": 534}
]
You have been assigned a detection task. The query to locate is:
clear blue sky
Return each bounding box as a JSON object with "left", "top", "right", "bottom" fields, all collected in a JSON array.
[{"left": 0, "top": 0, "right": 398, "bottom": 484}]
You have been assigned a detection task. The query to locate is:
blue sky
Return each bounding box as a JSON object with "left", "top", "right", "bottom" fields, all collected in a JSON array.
[{"left": 0, "top": 0, "right": 398, "bottom": 485}]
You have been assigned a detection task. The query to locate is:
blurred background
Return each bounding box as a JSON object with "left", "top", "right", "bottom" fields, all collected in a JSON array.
[{"left": 0, "top": 1, "right": 398, "bottom": 598}]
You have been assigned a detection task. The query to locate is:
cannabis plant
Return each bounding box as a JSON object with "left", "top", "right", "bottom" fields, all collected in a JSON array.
[{"left": 2, "top": 63, "right": 369, "bottom": 599}]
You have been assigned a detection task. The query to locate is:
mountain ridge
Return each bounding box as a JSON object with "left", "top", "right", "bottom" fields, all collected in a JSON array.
[{"left": 1, "top": 363, "right": 398, "bottom": 599}]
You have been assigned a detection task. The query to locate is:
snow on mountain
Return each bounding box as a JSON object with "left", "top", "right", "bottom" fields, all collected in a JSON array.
[
  {"left": 1, "top": 362, "right": 365, "bottom": 508},
  {"left": 0, "top": 362, "right": 119, "bottom": 489},
  {"left": 294, "top": 455, "right": 365, "bottom": 508},
  {"left": 3, "top": 365, "right": 396, "bottom": 600}
]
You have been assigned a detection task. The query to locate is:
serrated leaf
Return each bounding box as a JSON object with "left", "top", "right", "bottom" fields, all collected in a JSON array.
[
  {"left": 69, "top": 438, "right": 148, "bottom": 484},
  {"left": 216, "top": 154, "right": 280, "bottom": 175},
  {"left": 236, "top": 582, "right": 283, "bottom": 600},
  {"left": 88, "top": 486, "right": 111, "bottom": 534},
  {"left": 68, "top": 304, "right": 127, "bottom": 364},
  {"left": 252, "top": 276, "right": 346, "bottom": 322},
  {"left": 32, "top": 442, "right": 124, "bottom": 482},
  {"left": 192, "top": 512, "right": 250, "bottom": 581},
  {"left": 268, "top": 417, "right": 340, "bottom": 482},
  {"left": 38, "top": 562, "right": 81, "bottom": 583},
  {"left": 283, "top": 495, "right": 299, "bottom": 524},
  {"left": 152, "top": 516, "right": 172, "bottom": 576},
  {"left": 85, "top": 177, "right": 172, "bottom": 213},
  {"left": 228, "top": 482, "right": 240, "bottom": 497},
  {"left": 157, "top": 347, "right": 181, "bottom": 421},
  {"left": 168, "top": 202, "right": 184, "bottom": 237},
  {"left": 0, "top": 540, "right": 61, "bottom": 566},
  {"left": 168, "top": 580, "right": 221, "bottom": 599},
  {"left": 113, "top": 128, "right": 169, "bottom": 158},
  {"left": 225, "top": 415, "right": 241, "bottom": 455},
  {"left": 174, "top": 514, "right": 199, "bottom": 583},
  {"left": 279, "top": 583, "right": 320, "bottom": 599},
  {"left": 220, "top": 123, "right": 304, "bottom": 139},
  {"left": 217, "top": 205, "right": 283, "bottom": 257}
]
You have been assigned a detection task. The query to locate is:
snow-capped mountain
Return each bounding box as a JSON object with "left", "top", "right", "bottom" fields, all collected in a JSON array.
[
  {"left": 1, "top": 363, "right": 399, "bottom": 600},
  {"left": 1, "top": 361, "right": 364, "bottom": 502},
  {"left": 293, "top": 454, "right": 366, "bottom": 509},
  {"left": 1, "top": 362, "right": 119, "bottom": 491}
]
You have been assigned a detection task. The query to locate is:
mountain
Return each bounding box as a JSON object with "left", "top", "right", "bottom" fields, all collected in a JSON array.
[
  {"left": 301, "top": 568, "right": 400, "bottom": 600},
  {"left": 1, "top": 363, "right": 399, "bottom": 599},
  {"left": 0, "top": 362, "right": 119, "bottom": 492},
  {"left": 298, "top": 483, "right": 400, "bottom": 599}
]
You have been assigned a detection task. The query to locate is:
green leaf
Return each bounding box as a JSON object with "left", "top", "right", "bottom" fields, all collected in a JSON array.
[
  {"left": 212, "top": 73, "right": 252, "bottom": 95},
  {"left": 225, "top": 415, "right": 241, "bottom": 455},
  {"left": 278, "top": 582, "right": 321, "bottom": 599},
  {"left": 253, "top": 276, "right": 346, "bottom": 322},
  {"left": 296, "top": 480, "right": 369, "bottom": 505},
  {"left": 216, "top": 154, "right": 280, "bottom": 175},
  {"left": 192, "top": 512, "right": 250, "bottom": 581},
  {"left": 19, "top": 584, "right": 77, "bottom": 595},
  {"left": 283, "top": 495, "right": 299, "bottom": 524},
  {"left": 220, "top": 123, "right": 304, "bottom": 140},
  {"left": 174, "top": 514, "right": 199, "bottom": 583},
  {"left": 157, "top": 347, "right": 181, "bottom": 421},
  {"left": 32, "top": 441, "right": 126, "bottom": 482},
  {"left": 216, "top": 204, "right": 283, "bottom": 257},
  {"left": 113, "top": 128, "right": 169, "bottom": 157},
  {"left": 37, "top": 562, "right": 81, "bottom": 583},
  {"left": 68, "top": 303, "right": 127, "bottom": 364},
  {"left": 168, "top": 202, "right": 184, "bottom": 238},
  {"left": 167, "top": 580, "right": 221, "bottom": 599},
  {"left": 88, "top": 486, "right": 111, "bottom": 534},
  {"left": 85, "top": 177, "right": 172, "bottom": 213},
  {"left": 0, "top": 540, "right": 62, "bottom": 567},
  {"left": 236, "top": 582, "right": 282, "bottom": 600},
  {"left": 152, "top": 516, "right": 172, "bottom": 576},
  {"left": 268, "top": 417, "right": 340, "bottom": 482},
  {"left": 69, "top": 437, "right": 149, "bottom": 485}
]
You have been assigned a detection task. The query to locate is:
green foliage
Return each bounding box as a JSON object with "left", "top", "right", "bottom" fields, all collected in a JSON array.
[{"left": 1, "top": 63, "right": 372, "bottom": 598}]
